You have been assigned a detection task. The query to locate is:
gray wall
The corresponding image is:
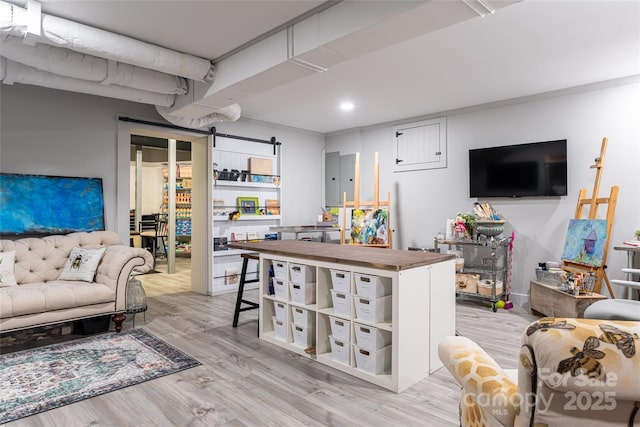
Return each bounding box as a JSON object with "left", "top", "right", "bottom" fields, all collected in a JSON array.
[
  {"left": 1, "top": 84, "right": 325, "bottom": 244},
  {"left": 326, "top": 81, "right": 640, "bottom": 306},
  {"left": 1, "top": 84, "right": 162, "bottom": 235},
  {"left": 3, "top": 81, "right": 638, "bottom": 306}
]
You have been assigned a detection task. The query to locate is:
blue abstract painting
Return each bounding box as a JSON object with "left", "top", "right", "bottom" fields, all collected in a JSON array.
[
  {"left": 0, "top": 174, "right": 105, "bottom": 235},
  {"left": 561, "top": 218, "right": 608, "bottom": 267}
]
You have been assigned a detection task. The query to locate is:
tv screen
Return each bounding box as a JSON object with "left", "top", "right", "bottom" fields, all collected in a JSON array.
[
  {"left": 469, "top": 140, "right": 567, "bottom": 198},
  {"left": 0, "top": 173, "right": 105, "bottom": 235}
]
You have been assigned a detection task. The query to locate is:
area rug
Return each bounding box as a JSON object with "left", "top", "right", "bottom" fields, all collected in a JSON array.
[{"left": 0, "top": 328, "right": 200, "bottom": 424}]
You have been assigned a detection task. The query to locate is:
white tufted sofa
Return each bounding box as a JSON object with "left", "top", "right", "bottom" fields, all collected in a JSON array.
[{"left": 0, "top": 231, "right": 153, "bottom": 333}]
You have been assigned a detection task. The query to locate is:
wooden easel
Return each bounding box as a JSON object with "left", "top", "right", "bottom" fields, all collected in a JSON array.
[
  {"left": 340, "top": 152, "right": 393, "bottom": 248},
  {"left": 562, "top": 137, "right": 619, "bottom": 297}
]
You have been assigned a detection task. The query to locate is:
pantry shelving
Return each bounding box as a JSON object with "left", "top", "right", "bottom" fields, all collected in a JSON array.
[{"left": 162, "top": 162, "right": 192, "bottom": 254}]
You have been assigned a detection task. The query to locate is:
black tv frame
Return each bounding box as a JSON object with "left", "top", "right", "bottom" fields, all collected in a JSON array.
[{"left": 469, "top": 139, "right": 568, "bottom": 198}]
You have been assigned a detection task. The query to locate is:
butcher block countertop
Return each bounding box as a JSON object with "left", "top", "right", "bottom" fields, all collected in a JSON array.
[{"left": 228, "top": 240, "right": 454, "bottom": 271}]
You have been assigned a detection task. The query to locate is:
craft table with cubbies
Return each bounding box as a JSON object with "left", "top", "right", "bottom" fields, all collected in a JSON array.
[
  {"left": 229, "top": 240, "right": 455, "bottom": 393},
  {"left": 434, "top": 236, "right": 511, "bottom": 312}
]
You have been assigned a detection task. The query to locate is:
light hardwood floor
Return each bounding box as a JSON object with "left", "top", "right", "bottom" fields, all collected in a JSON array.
[{"left": 9, "top": 257, "right": 539, "bottom": 426}]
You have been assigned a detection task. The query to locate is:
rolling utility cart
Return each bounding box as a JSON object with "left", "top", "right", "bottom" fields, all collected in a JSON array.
[{"left": 435, "top": 236, "right": 511, "bottom": 312}]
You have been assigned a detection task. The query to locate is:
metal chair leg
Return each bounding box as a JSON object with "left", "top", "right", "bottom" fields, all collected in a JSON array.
[{"left": 232, "top": 257, "right": 250, "bottom": 327}]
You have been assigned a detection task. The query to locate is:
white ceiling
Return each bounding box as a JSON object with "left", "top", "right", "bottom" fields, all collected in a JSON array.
[{"left": 12, "top": 0, "right": 640, "bottom": 134}]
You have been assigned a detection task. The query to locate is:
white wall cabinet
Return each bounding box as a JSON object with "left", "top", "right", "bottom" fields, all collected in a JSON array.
[
  {"left": 243, "top": 241, "right": 455, "bottom": 393},
  {"left": 211, "top": 136, "right": 281, "bottom": 295}
]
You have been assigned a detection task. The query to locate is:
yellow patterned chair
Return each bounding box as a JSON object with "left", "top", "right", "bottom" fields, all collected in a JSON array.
[{"left": 439, "top": 318, "right": 640, "bottom": 426}]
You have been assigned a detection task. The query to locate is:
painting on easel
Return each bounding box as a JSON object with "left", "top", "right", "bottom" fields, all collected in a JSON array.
[
  {"left": 351, "top": 208, "right": 388, "bottom": 245},
  {"left": 561, "top": 219, "right": 608, "bottom": 267}
]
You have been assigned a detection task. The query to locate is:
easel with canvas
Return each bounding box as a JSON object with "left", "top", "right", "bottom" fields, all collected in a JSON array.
[
  {"left": 340, "top": 152, "right": 393, "bottom": 248},
  {"left": 562, "top": 137, "right": 619, "bottom": 297}
]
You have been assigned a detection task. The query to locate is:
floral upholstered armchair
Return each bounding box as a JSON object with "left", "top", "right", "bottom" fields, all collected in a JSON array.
[{"left": 439, "top": 318, "right": 640, "bottom": 427}]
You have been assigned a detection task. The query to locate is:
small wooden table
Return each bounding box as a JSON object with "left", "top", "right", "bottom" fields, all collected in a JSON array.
[{"left": 530, "top": 280, "right": 607, "bottom": 318}]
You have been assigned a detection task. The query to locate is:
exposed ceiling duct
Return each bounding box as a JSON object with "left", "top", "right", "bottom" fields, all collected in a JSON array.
[
  {"left": 2, "top": 57, "right": 176, "bottom": 106},
  {"left": 0, "top": 0, "right": 236, "bottom": 128},
  {"left": 0, "top": 1, "right": 214, "bottom": 81},
  {"left": 1, "top": 0, "right": 518, "bottom": 129},
  {"left": 167, "top": 0, "right": 518, "bottom": 119},
  {"left": 156, "top": 103, "right": 241, "bottom": 129},
  {"left": 1, "top": 35, "right": 188, "bottom": 95}
]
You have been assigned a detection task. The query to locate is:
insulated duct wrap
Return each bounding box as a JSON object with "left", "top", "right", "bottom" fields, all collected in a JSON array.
[
  {"left": 156, "top": 103, "right": 241, "bottom": 129},
  {"left": 1, "top": 58, "right": 175, "bottom": 106},
  {"left": 40, "top": 14, "right": 214, "bottom": 82},
  {"left": 1, "top": 0, "right": 248, "bottom": 127},
  {"left": 0, "top": 0, "right": 215, "bottom": 82},
  {"left": 1, "top": 35, "right": 188, "bottom": 94}
]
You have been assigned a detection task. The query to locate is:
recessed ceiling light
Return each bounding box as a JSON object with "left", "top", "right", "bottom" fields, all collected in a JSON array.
[{"left": 340, "top": 102, "right": 354, "bottom": 112}]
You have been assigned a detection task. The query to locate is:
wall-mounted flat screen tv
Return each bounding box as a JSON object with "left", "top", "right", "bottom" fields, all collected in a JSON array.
[
  {"left": 0, "top": 173, "right": 105, "bottom": 235},
  {"left": 469, "top": 139, "right": 567, "bottom": 198}
]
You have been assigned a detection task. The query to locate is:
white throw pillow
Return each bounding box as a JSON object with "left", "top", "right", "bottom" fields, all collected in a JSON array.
[
  {"left": 0, "top": 251, "right": 18, "bottom": 287},
  {"left": 59, "top": 247, "right": 107, "bottom": 282}
]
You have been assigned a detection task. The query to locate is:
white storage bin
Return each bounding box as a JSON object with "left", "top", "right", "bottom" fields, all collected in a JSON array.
[
  {"left": 272, "top": 316, "right": 288, "bottom": 342},
  {"left": 289, "top": 263, "right": 316, "bottom": 284},
  {"left": 329, "top": 316, "right": 351, "bottom": 343},
  {"left": 354, "top": 344, "right": 391, "bottom": 375},
  {"left": 329, "top": 335, "right": 350, "bottom": 365},
  {"left": 272, "top": 260, "right": 288, "bottom": 280},
  {"left": 291, "top": 306, "right": 315, "bottom": 327},
  {"left": 292, "top": 323, "right": 315, "bottom": 349},
  {"left": 353, "top": 323, "right": 391, "bottom": 350},
  {"left": 330, "top": 290, "right": 351, "bottom": 316},
  {"left": 354, "top": 295, "right": 391, "bottom": 323},
  {"left": 274, "top": 301, "right": 288, "bottom": 323},
  {"left": 289, "top": 282, "right": 316, "bottom": 305},
  {"left": 354, "top": 273, "right": 391, "bottom": 299},
  {"left": 330, "top": 269, "right": 351, "bottom": 293},
  {"left": 273, "top": 279, "right": 288, "bottom": 301}
]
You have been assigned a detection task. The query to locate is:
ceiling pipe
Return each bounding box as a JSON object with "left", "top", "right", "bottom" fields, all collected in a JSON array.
[
  {"left": 155, "top": 103, "right": 241, "bottom": 130},
  {"left": 0, "top": 0, "right": 239, "bottom": 128},
  {"left": 1, "top": 57, "right": 175, "bottom": 106},
  {"left": 1, "top": 35, "right": 188, "bottom": 95},
  {"left": 0, "top": 0, "right": 214, "bottom": 82}
]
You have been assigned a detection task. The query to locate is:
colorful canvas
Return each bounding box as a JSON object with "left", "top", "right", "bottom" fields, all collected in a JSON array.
[
  {"left": 350, "top": 208, "right": 388, "bottom": 245},
  {"left": 561, "top": 219, "right": 608, "bottom": 267},
  {"left": 0, "top": 174, "right": 104, "bottom": 235}
]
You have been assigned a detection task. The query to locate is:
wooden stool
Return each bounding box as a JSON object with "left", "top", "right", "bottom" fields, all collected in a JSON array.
[{"left": 232, "top": 253, "right": 260, "bottom": 334}]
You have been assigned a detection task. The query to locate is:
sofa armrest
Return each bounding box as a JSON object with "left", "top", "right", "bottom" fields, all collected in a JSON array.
[
  {"left": 96, "top": 246, "right": 153, "bottom": 281},
  {"left": 95, "top": 246, "right": 153, "bottom": 312},
  {"left": 439, "top": 336, "right": 519, "bottom": 426}
]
